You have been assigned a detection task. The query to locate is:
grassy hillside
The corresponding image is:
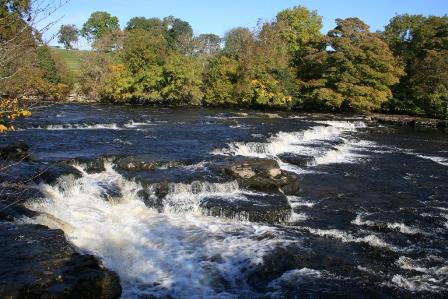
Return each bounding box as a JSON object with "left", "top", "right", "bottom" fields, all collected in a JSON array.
[{"left": 50, "top": 47, "right": 92, "bottom": 77}]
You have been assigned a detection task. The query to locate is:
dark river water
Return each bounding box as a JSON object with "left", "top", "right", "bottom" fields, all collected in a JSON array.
[{"left": 2, "top": 103, "right": 448, "bottom": 298}]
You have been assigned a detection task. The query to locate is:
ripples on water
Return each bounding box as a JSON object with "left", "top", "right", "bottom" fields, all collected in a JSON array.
[{"left": 2, "top": 104, "right": 447, "bottom": 298}]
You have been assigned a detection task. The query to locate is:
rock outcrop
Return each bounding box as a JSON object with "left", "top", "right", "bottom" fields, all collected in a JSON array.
[
  {"left": 215, "top": 158, "right": 300, "bottom": 195},
  {"left": 0, "top": 144, "right": 122, "bottom": 298},
  {"left": 0, "top": 222, "right": 122, "bottom": 299}
]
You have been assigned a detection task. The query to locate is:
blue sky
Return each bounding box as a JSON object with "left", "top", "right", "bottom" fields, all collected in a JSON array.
[{"left": 46, "top": 0, "right": 448, "bottom": 48}]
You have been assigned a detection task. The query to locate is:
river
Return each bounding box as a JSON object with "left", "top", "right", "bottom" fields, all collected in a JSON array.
[{"left": 1, "top": 103, "right": 447, "bottom": 298}]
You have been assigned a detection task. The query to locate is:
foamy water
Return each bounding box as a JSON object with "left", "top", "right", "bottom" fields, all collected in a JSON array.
[
  {"left": 413, "top": 154, "right": 448, "bottom": 167},
  {"left": 24, "top": 164, "right": 294, "bottom": 298},
  {"left": 24, "top": 120, "right": 154, "bottom": 131},
  {"left": 352, "top": 213, "right": 423, "bottom": 235},
  {"left": 392, "top": 255, "right": 448, "bottom": 294},
  {"left": 301, "top": 227, "right": 400, "bottom": 251},
  {"left": 213, "top": 120, "right": 371, "bottom": 172}
]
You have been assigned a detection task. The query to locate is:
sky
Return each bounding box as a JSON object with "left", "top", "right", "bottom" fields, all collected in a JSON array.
[{"left": 44, "top": 0, "right": 448, "bottom": 48}]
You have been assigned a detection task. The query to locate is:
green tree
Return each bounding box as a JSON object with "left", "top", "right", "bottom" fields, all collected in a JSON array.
[
  {"left": 194, "top": 34, "right": 221, "bottom": 56},
  {"left": 102, "top": 28, "right": 170, "bottom": 103},
  {"left": 126, "top": 17, "right": 166, "bottom": 34},
  {"left": 383, "top": 15, "right": 448, "bottom": 117},
  {"left": 58, "top": 24, "right": 79, "bottom": 49},
  {"left": 164, "top": 16, "right": 193, "bottom": 54},
  {"left": 223, "top": 27, "right": 254, "bottom": 59},
  {"left": 121, "top": 29, "right": 168, "bottom": 74},
  {"left": 160, "top": 53, "right": 203, "bottom": 105},
  {"left": 383, "top": 14, "right": 426, "bottom": 64},
  {"left": 299, "top": 18, "right": 404, "bottom": 112},
  {"left": 203, "top": 55, "right": 239, "bottom": 106},
  {"left": 205, "top": 22, "right": 296, "bottom": 108},
  {"left": 37, "top": 45, "right": 59, "bottom": 84},
  {"left": 411, "top": 50, "right": 448, "bottom": 118},
  {"left": 276, "top": 6, "right": 323, "bottom": 56},
  {"left": 81, "top": 11, "right": 120, "bottom": 46}
]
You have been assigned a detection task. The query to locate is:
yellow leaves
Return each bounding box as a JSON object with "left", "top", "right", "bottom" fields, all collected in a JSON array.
[
  {"left": 249, "top": 76, "right": 292, "bottom": 107},
  {"left": 0, "top": 124, "right": 8, "bottom": 133},
  {"left": 19, "top": 109, "right": 32, "bottom": 117},
  {"left": 0, "top": 98, "right": 31, "bottom": 133},
  {"left": 7, "top": 109, "right": 31, "bottom": 120},
  {"left": 109, "top": 64, "right": 126, "bottom": 73}
]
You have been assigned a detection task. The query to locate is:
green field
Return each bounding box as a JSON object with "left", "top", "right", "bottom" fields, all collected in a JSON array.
[{"left": 49, "top": 47, "right": 92, "bottom": 77}]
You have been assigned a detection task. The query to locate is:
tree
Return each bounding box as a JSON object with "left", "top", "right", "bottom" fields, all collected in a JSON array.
[
  {"left": 203, "top": 55, "right": 239, "bottom": 106},
  {"left": 79, "top": 52, "right": 111, "bottom": 100},
  {"left": 121, "top": 29, "right": 168, "bottom": 73},
  {"left": 383, "top": 15, "right": 448, "bottom": 117},
  {"left": 94, "top": 29, "right": 124, "bottom": 52},
  {"left": 205, "top": 21, "right": 296, "bottom": 108},
  {"left": 194, "top": 34, "right": 221, "bottom": 56},
  {"left": 159, "top": 53, "right": 203, "bottom": 105},
  {"left": 298, "top": 18, "right": 404, "bottom": 112},
  {"left": 223, "top": 27, "right": 254, "bottom": 59},
  {"left": 37, "top": 45, "right": 59, "bottom": 84},
  {"left": 58, "top": 24, "right": 79, "bottom": 49},
  {"left": 1, "top": 0, "right": 67, "bottom": 132},
  {"left": 276, "top": 6, "right": 323, "bottom": 56},
  {"left": 81, "top": 11, "right": 120, "bottom": 46},
  {"left": 383, "top": 14, "right": 426, "bottom": 64},
  {"left": 101, "top": 28, "right": 170, "bottom": 103},
  {"left": 411, "top": 50, "right": 448, "bottom": 118},
  {"left": 164, "top": 16, "right": 193, "bottom": 54},
  {"left": 126, "top": 17, "right": 166, "bottom": 34}
]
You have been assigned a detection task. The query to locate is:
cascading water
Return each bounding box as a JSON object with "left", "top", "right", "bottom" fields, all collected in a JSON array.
[
  {"left": 213, "top": 120, "right": 372, "bottom": 173},
  {"left": 24, "top": 163, "right": 295, "bottom": 298}
]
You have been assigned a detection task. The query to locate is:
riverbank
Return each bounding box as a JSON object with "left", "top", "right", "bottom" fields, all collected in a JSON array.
[{"left": 367, "top": 113, "right": 448, "bottom": 128}]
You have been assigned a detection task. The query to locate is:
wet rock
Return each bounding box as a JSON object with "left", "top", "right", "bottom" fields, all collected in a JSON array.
[
  {"left": 67, "top": 157, "right": 107, "bottom": 173},
  {"left": 215, "top": 158, "right": 300, "bottom": 195},
  {"left": 279, "top": 153, "right": 311, "bottom": 167},
  {"left": 36, "top": 163, "right": 83, "bottom": 185},
  {"left": 98, "top": 182, "right": 122, "bottom": 202},
  {"left": 113, "top": 156, "right": 184, "bottom": 172},
  {"left": 0, "top": 184, "right": 43, "bottom": 221},
  {"left": 201, "top": 193, "right": 291, "bottom": 223},
  {"left": 247, "top": 245, "right": 304, "bottom": 290},
  {"left": 0, "top": 143, "right": 30, "bottom": 161},
  {"left": 0, "top": 222, "right": 122, "bottom": 299}
]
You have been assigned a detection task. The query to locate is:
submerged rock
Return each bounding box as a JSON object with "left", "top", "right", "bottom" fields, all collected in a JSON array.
[
  {"left": 201, "top": 193, "right": 291, "bottom": 223},
  {"left": 0, "top": 143, "right": 30, "bottom": 161},
  {"left": 66, "top": 156, "right": 187, "bottom": 174},
  {"left": 113, "top": 156, "right": 185, "bottom": 172},
  {"left": 67, "top": 157, "right": 108, "bottom": 173},
  {"left": 215, "top": 158, "right": 300, "bottom": 195},
  {"left": 0, "top": 222, "right": 122, "bottom": 299}
]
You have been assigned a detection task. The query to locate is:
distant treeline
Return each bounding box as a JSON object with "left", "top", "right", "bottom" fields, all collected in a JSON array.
[{"left": 2, "top": 2, "right": 448, "bottom": 119}]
